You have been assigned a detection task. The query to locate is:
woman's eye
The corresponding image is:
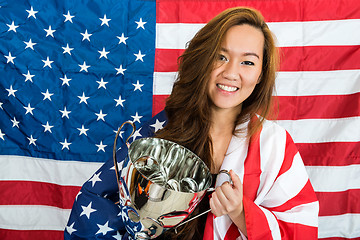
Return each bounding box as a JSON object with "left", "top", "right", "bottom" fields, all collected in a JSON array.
[
  {"left": 241, "top": 61, "right": 254, "bottom": 66},
  {"left": 218, "top": 54, "right": 228, "bottom": 61}
]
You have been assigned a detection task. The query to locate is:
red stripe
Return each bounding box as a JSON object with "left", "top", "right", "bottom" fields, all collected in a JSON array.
[
  {"left": 319, "top": 238, "right": 360, "bottom": 240},
  {"left": 276, "top": 131, "right": 298, "bottom": 178},
  {"left": 154, "top": 49, "right": 183, "bottom": 72},
  {"left": 157, "top": 0, "right": 360, "bottom": 23},
  {"left": 243, "top": 123, "right": 262, "bottom": 200},
  {"left": 202, "top": 213, "right": 214, "bottom": 240},
  {"left": 316, "top": 189, "right": 360, "bottom": 216},
  {"left": 155, "top": 46, "right": 360, "bottom": 72},
  {"left": 153, "top": 93, "right": 360, "bottom": 121},
  {"left": 277, "top": 220, "right": 318, "bottom": 239},
  {"left": 152, "top": 95, "right": 168, "bottom": 117},
  {"left": 280, "top": 46, "right": 360, "bottom": 71},
  {"left": 243, "top": 196, "right": 273, "bottom": 239},
  {"left": 296, "top": 142, "right": 360, "bottom": 166},
  {"left": 224, "top": 223, "right": 240, "bottom": 240},
  {"left": 276, "top": 93, "right": 360, "bottom": 120},
  {"left": 0, "top": 181, "right": 80, "bottom": 209},
  {"left": 0, "top": 229, "right": 63, "bottom": 240}
]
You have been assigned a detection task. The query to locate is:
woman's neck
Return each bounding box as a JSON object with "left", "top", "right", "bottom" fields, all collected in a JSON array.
[{"left": 210, "top": 107, "right": 240, "bottom": 136}]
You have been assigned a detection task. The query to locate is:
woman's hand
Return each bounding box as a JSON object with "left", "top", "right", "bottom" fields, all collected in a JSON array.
[{"left": 210, "top": 169, "right": 244, "bottom": 220}]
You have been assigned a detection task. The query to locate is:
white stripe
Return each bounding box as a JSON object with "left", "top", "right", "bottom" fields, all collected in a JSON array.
[
  {"left": 153, "top": 70, "right": 360, "bottom": 96},
  {"left": 275, "top": 70, "right": 360, "bottom": 96},
  {"left": 273, "top": 202, "right": 319, "bottom": 227},
  {"left": 319, "top": 214, "right": 360, "bottom": 239},
  {"left": 276, "top": 117, "right": 360, "bottom": 143},
  {"left": 257, "top": 120, "right": 286, "bottom": 204},
  {"left": 0, "top": 155, "right": 103, "bottom": 186},
  {"left": 269, "top": 19, "right": 360, "bottom": 47},
  {"left": 305, "top": 164, "right": 360, "bottom": 192},
  {"left": 153, "top": 72, "right": 177, "bottom": 95},
  {"left": 259, "top": 206, "right": 282, "bottom": 239},
  {"left": 261, "top": 153, "right": 309, "bottom": 208},
  {"left": 0, "top": 205, "right": 70, "bottom": 231},
  {"left": 156, "top": 19, "right": 360, "bottom": 49}
]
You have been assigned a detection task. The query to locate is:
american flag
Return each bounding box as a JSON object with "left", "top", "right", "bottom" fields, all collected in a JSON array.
[{"left": 0, "top": 0, "right": 359, "bottom": 239}]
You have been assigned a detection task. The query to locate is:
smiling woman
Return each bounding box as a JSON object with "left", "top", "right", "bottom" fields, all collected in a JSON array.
[{"left": 65, "top": 7, "right": 319, "bottom": 240}]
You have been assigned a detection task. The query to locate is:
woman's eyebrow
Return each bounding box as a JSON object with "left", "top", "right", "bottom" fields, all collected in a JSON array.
[{"left": 220, "top": 47, "right": 260, "bottom": 59}]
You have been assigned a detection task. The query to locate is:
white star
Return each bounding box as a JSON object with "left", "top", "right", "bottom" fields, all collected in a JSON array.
[
  {"left": 135, "top": 18, "right": 146, "bottom": 29},
  {"left": 80, "top": 202, "right": 97, "bottom": 219},
  {"left": 89, "top": 172, "right": 102, "bottom": 187},
  {"left": 97, "top": 78, "right": 108, "bottom": 89},
  {"left": 66, "top": 222, "right": 77, "bottom": 235},
  {"left": 0, "top": 129, "right": 5, "bottom": 141},
  {"left": 79, "top": 61, "right": 90, "bottom": 72},
  {"left": 11, "top": 117, "right": 20, "bottom": 128},
  {"left": 0, "top": 102, "right": 3, "bottom": 109},
  {"left": 95, "top": 110, "right": 107, "bottom": 122},
  {"left": 150, "top": 119, "right": 166, "bottom": 132},
  {"left": 113, "top": 129, "right": 124, "bottom": 139},
  {"left": 62, "top": 43, "right": 74, "bottom": 55},
  {"left": 42, "top": 121, "right": 54, "bottom": 133},
  {"left": 60, "top": 74, "right": 72, "bottom": 86},
  {"left": 7, "top": 21, "right": 19, "bottom": 32},
  {"left": 23, "top": 70, "right": 35, "bottom": 82},
  {"left": 24, "top": 39, "right": 37, "bottom": 50},
  {"left": 63, "top": 11, "right": 75, "bottom": 23},
  {"left": 59, "top": 107, "right": 71, "bottom": 119},
  {"left": 115, "top": 65, "right": 126, "bottom": 75},
  {"left": 114, "top": 96, "right": 125, "bottom": 107},
  {"left": 99, "top": 14, "right": 111, "bottom": 27},
  {"left": 112, "top": 231, "right": 123, "bottom": 240},
  {"left": 117, "top": 33, "right": 128, "bottom": 45},
  {"left": 134, "top": 50, "right": 145, "bottom": 62},
  {"left": 98, "top": 47, "right": 109, "bottom": 59},
  {"left": 26, "top": 6, "right": 38, "bottom": 19},
  {"left": 5, "top": 52, "right": 16, "bottom": 64},
  {"left": 41, "top": 89, "right": 53, "bottom": 101},
  {"left": 131, "top": 128, "right": 142, "bottom": 141},
  {"left": 44, "top": 25, "right": 56, "bottom": 38},
  {"left": 60, "top": 138, "right": 72, "bottom": 150},
  {"left": 96, "top": 221, "right": 113, "bottom": 235},
  {"left": 80, "top": 29, "right": 92, "bottom": 41},
  {"left": 96, "top": 141, "right": 107, "bottom": 152},
  {"left": 42, "top": 56, "right": 54, "bottom": 68},
  {"left": 6, "top": 85, "right": 17, "bottom": 97},
  {"left": 131, "top": 112, "right": 143, "bottom": 123},
  {"left": 132, "top": 80, "right": 144, "bottom": 92},
  {"left": 27, "top": 135, "right": 37, "bottom": 146},
  {"left": 24, "top": 103, "right": 35, "bottom": 115},
  {"left": 75, "top": 191, "right": 82, "bottom": 201},
  {"left": 78, "top": 92, "right": 89, "bottom": 104},
  {"left": 77, "top": 125, "right": 89, "bottom": 136}
]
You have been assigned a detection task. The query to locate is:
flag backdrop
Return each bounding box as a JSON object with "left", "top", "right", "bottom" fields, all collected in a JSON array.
[{"left": 0, "top": 0, "right": 359, "bottom": 239}]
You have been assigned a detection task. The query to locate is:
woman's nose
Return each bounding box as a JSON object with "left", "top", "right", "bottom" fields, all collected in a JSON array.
[{"left": 222, "top": 62, "right": 239, "bottom": 81}]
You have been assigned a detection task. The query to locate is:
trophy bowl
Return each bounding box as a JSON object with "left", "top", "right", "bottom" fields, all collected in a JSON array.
[{"left": 113, "top": 122, "right": 213, "bottom": 239}]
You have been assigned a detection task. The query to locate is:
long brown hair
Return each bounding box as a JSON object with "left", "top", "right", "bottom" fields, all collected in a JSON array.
[{"left": 156, "top": 7, "right": 279, "bottom": 239}]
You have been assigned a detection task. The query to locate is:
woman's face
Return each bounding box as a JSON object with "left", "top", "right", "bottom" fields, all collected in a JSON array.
[{"left": 208, "top": 24, "right": 264, "bottom": 114}]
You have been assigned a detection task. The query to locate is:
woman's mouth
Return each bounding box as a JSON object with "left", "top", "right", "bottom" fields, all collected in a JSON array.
[{"left": 217, "top": 84, "right": 238, "bottom": 92}]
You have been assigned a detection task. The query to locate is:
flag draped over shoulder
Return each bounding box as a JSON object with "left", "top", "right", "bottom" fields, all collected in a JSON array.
[{"left": 0, "top": 0, "right": 359, "bottom": 239}]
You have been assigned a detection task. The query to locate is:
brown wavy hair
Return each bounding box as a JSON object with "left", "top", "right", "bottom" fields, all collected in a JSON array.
[{"left": 156, "top": 7, "right": 279, "bottom": 239}]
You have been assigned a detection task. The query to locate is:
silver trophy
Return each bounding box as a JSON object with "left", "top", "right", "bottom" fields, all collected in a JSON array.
[{"left": 113, "top": 121, "right": 232, "bottom": 239}]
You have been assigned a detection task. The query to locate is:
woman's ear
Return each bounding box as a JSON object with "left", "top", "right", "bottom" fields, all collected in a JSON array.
[{"left": 257, "top": 73, "right": 262, "bottom": 84}]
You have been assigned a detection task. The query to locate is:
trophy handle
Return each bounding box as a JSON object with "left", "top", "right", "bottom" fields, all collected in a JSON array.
[
  {"left": 173, "top": 169, "right": 233, "bottom": 233},
  {"left": 113, "top": 121, "right": 136, "bottom": 204}
]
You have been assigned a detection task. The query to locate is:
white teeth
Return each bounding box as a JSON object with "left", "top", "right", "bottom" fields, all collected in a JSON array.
[{"left": 217, "top": 84, "right": 238, "bottom": 92}]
